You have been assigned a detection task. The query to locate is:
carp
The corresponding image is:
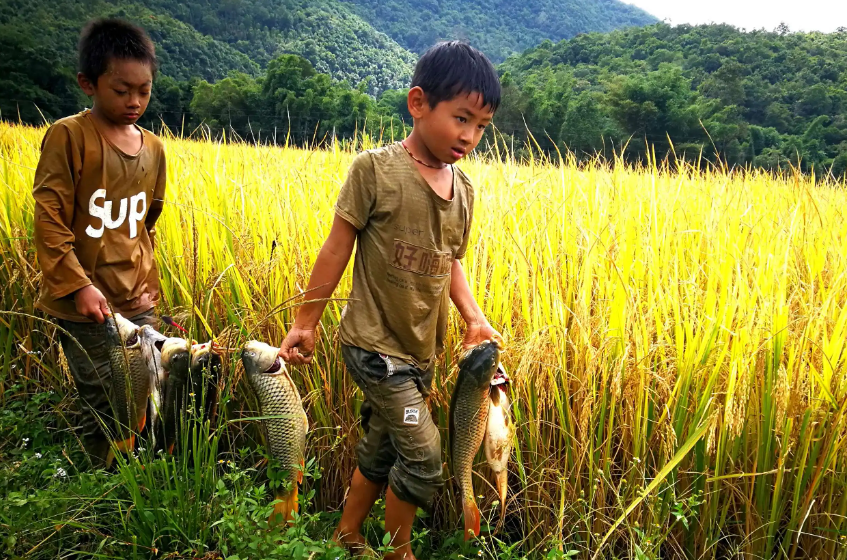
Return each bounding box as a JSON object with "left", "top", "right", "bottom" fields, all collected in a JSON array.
[
  {"left": 242, "top": 340, "right": 308, "bottom": 525},
  {"left": 104, "top": 313, "right": 151, "bottom": 454},
  {"left": 483, "top": 377, "right": 514, "bottom": 526},
  {"left": 449, "top": 340, "right": 500, "bottom": 540},
  {"left": 159, "top": 337, "right": 191, "bottom": 454}
]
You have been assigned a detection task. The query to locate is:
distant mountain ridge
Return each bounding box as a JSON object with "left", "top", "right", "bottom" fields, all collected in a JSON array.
[
  {"left": 1, "top": 0, "right": 657, "bottom": 97},
  {"left": 339, "top": 0, "right": 657, "bottom": 61},
  {"left": 1, "top": 0, "right": 658, "bottom": 124}
]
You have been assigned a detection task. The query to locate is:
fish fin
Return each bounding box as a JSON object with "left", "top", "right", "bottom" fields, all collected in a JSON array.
[
  {"left": 105, "top": 448, "right": 116, "bottom": 469},
  {"left": 114, "top": 435, "right": 135, "bottom": 453},
  {"left": 462, "top": 499, "right": 481, "bottom": 541},
  {"left": 167, "top": 443, "right": 175, "bottom": 455},
  {"left": 137, "top": 413, "right": 147, "bottom": 432},
  {"left": 268, "top": 488, "right": 298, "bottom": 526},
  {"left": 495, "top": 470, "right": 508, "bottom": 524},
  {"left": 298, "top": 459, "right": 305, "bottom": 484}
]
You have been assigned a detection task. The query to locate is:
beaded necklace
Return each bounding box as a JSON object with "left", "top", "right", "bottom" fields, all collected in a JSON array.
[{"left": 401, "top": 141, "right": 450, "bottom": 170}]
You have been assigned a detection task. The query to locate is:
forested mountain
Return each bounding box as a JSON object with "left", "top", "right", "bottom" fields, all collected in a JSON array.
[
  {"left": 1, "top": 0, "right": 259, "bottom": 122},
  {"left": 340, "top": 0, "right": 656, "bottom": 61},
  {"left": 137, "top": 0, "right": 416, "bottom": 92},
  {"left": 0, "top": 0, "right": 656, "bottom": 127},
  {"left": 0, "top": 0, "right": 416, "bottom": 124},
  {"left": 495, "top": 24, "right": 847, "bottom": 174},
  {"left": 3, "top": 0, "right": 846, "bottom": 175}
]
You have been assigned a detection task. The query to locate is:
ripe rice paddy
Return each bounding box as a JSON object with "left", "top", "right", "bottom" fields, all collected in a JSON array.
[{"left": 1, "top": 121, "right": 847, "bottom": 559}]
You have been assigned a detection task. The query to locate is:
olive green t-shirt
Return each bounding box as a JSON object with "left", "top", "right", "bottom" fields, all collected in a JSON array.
[{"left": 335, "top": 142, "right": 474, "bottom": 368}]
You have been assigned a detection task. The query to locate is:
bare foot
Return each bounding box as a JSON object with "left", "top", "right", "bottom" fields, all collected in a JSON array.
[{"left": 332, "top": 530, "right": 375, "bottom": 558}]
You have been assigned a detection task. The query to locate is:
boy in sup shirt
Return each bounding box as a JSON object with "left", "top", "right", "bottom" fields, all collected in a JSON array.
[{"left": 33, "top": 18, "right": 166, "bottom": 468}]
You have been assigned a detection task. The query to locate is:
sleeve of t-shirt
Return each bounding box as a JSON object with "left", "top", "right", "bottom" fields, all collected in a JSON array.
[
  {"left": 32, "top": 124, "right": 92, "bottom": 300},
  {"left": 455, "top": 179, "right": 475, "bottom": 260},
  {"left": 334, "top": 151, "right": 376, "bottom": 230}
]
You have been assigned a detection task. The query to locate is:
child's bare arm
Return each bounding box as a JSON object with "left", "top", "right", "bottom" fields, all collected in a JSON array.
[
  {"left": 279, "top": 214, "right": 358, "bottom": 364},
  {"left": 450, "top": 259, "right": 502, "bottom": 349},
  {"left": 145, "top": 204, "right": 163, "bottom": 250},
  {"left": 146, "top": 150, "right": 166, "bottom": 250}
]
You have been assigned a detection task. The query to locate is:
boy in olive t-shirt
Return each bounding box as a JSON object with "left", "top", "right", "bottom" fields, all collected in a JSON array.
[{"left": 279, "top": 42, "right": 502, "bottom": 559}]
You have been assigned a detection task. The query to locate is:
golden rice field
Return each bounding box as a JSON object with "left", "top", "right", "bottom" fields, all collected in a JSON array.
[{"left": 2, "top": 120, "right": 847, "bottom": 559}]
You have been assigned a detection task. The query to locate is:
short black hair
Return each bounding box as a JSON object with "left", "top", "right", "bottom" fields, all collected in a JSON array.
[
  {"left": 78, "top": 18, "right": 158, "bottom": 84},
  {"left": 411, "top": 41, "right": 501, "bottom": 112}
]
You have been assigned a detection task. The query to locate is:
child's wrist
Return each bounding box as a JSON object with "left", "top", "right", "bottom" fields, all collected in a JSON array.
[{"left": 464, "top": 311, "right": 488, "bottom": 327}]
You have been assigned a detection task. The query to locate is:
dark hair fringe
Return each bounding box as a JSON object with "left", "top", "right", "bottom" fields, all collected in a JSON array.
[
  {"left": 78, "top": 18, "right": 158, "bottom": 84},
  {"left": 411, "top": 41, "right": 501, "bottom": 112}
]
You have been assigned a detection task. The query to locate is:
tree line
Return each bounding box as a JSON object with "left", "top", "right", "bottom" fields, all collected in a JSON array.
[
  {"left": 3, "top": 14, "right": 847, "bottom": 176},
  {"left": 496, "top": 23, "right": 847, "bottom": 175}
]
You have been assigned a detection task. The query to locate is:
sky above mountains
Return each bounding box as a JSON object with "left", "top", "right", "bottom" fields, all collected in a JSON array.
[{"left": 623, "top": 0, "right": 846, "bottom": 33}]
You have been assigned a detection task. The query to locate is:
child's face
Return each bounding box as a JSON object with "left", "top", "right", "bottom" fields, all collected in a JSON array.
[
  {"left": 413, "top": 90, "right": 494, "bottom": 164},
  {"left": 78, "top": 58, "right": 153, "bottom": 127}
]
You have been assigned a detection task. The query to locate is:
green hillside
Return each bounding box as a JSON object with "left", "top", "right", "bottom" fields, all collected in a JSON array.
[
  {"left": 0, "top": 0, "right": 260, "bottom": 121},
  {"left": 0, "top": 0, "right": 416, "bottom": 123},
  {"left": 139, "top": 0, "right": 416, "bottom": 93},
  {"left": 494, "top": 23, "right": 847, "bottom": 173},
  {"left": 340, "top": 0, "right": 657, "bottom": 61},
  {"left": 0, "top": 0, "right": 260, "bottom": 81}
]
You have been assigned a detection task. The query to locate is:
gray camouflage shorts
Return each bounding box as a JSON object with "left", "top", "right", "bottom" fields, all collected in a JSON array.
[{"left": 341, "top": 344, "right": 443, "bottom": 510}]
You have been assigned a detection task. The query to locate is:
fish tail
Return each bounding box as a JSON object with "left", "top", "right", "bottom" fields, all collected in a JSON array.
[
  {"left": 105, "top": 448, "right": 116, "bottom": 469},
  {"left": 495, "top": 470, "right": 508, "bottom": 523},
  {"left": 269, "top": 488, "right": 299, "bottom": 526},
  {"left": 114, "top": 435, "right": 135, "bottom": 453},
  {"left": 462, "top": 498, "right": 481, "bottom": 541}
]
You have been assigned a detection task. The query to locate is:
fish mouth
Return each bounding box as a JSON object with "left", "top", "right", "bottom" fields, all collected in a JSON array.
[
  {"left": 491, "top": 363, "right": 509, "bottom": 386},
  {"left": 113, "top": 314, "right": 141, "bottom": 346},
  {"left": 141, "top": 327, "right": 168, "bottom": 352},
  {"left": 191, "top": 343, "right": 223, "bottom": 372},
  {"left": 461, "top": 339, "right": 500, "bottom": 363},
  {"left": 264, "top": 357, "right": 283, "bottom": 374},
  {"left": 161, "top": 338, "right": 191, "bottom": 365},
  {"left": 459, "top": 340, "right": 500, "bottom": 386},
  {"left": 241, "top": 341, "right": 285, "bottom": 375}
]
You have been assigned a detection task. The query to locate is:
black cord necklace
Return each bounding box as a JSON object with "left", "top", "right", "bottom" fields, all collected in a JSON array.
[{"left": 401, "top": 141, "right": 449, "bottom": 170}]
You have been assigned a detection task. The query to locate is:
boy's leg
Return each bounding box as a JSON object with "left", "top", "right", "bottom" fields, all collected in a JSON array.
[
  {"left": 336, "top": 349, "right": 399, "bottom": 547},
  {"left": 381, "top": 364, "right": 440, "bottom": 560},
  {"left": 385, "top": 486, "right": 420, "bottom": 560},
  {"left": 57, "top": 319, "right": 116, "bottom": 469},
  {"left": 340, "top": 346, "right": 442, "bottom": 559},
  {"left": 333, "top": 467, "right": 385, "bottom": 548},
  {"left": 127, "top": 309, "right": 157, "bottom": 329}
]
